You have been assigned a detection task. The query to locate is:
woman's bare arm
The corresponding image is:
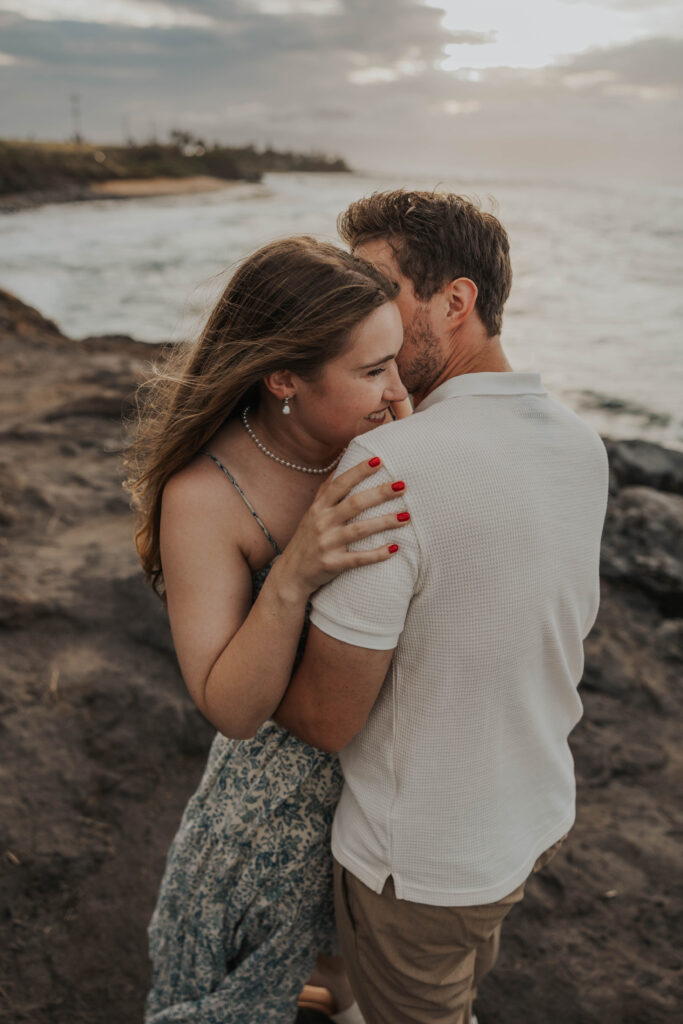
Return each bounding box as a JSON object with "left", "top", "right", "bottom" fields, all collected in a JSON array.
[{"left": 160, "top": 457, "right": 408, "bottom": 739}]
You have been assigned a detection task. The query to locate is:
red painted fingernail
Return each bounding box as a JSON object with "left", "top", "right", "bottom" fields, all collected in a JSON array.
[
  {"left": 391, "top": 481, "right": 405, "bottom": 492},
  {"left": 368, "top": 457, "right": 381, "bottom": 467},
  {"left": 388, "top": 543, "right": 399, "bottom": 553},
  {"left": 396, "top": 512, "right": 410, "bottom": 522}
]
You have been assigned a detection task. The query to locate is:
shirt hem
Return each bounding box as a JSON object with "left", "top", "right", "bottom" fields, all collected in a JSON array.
[
  {"left": 309, "top": 608, "right": 399, "bottom": 651},
  {"left": 332, "top": 812, "right": 575, "bottom": 907}
]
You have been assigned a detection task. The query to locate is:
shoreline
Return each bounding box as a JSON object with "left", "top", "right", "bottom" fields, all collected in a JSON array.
[
  {"left": 0, "top": 175, "right": 248, "bottom": 213},
  {"left": 1, "top": 288, "right": 681, "bottom": 1023}
]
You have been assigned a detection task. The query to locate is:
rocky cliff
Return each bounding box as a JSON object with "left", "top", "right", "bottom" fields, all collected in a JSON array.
[{"left": 0, "top": 290, "right": 680, "bottom": 1023}]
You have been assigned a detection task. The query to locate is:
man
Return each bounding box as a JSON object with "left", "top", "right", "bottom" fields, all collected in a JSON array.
[{"left": 276, "top": 190, "right": 608, "bottom": 1023}]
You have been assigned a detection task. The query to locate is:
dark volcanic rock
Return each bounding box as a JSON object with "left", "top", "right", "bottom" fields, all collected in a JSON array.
[
  {"left": 1, "top": 289, "right": 681, "bottom": 1024},
  {"left": 600, "top": 486, "right": 683, "bottom": 616},
  {"left": 0, "top": 289, "right": 214, "bottom": 1024},
  {"left": 604, "top": 437, "right": 683, "bottom": 496}
]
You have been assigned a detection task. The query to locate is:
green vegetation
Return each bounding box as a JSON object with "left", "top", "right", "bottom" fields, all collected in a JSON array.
[{"left": 0, "top": 136, "right": 351, "bottom": 196}]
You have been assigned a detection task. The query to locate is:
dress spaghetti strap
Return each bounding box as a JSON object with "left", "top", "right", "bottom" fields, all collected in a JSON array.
[{"left": 200, "top": 450, "right": 281, "bottom": 556}]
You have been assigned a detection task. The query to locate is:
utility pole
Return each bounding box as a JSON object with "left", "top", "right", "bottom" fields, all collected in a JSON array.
[{"left": 70, "top": 92, "right": 83, "bottom": 143}]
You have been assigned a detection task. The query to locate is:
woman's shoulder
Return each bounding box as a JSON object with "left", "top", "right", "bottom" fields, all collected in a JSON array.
[
  {"left": 161, "top": 444, "right": 245, "bottom": 531},
  {"left": 163, "top": 420, "right": 244, "bottom": 510},
  {"left": 163, "top": 451, "right": 220, "bottom": 508},
  {"left": 160, "top": 452, "right": 258, "bottom": 577}
]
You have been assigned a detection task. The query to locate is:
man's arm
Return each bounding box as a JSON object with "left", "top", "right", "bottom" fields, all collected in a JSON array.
[{"left": 274, "top": 625, "right": 394, "bottom": 752}]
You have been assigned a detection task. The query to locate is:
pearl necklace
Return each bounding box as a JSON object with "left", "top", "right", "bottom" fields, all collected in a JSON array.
[{"left": 241, "top": 407, "right": 343, "bottom": 475}]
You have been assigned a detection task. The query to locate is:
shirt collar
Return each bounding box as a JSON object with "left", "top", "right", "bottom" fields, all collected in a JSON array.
[{"left": 417, "top": 372, "right": 546, "bottom": 413}]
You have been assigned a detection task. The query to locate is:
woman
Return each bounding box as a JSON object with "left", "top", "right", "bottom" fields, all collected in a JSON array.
[{"left": 125, "top": 237, "right": 411, "bottom": 1023}]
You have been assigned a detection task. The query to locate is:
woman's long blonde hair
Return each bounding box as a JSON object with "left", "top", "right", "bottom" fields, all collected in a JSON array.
[{"left": 123, "top": 236, "right": 398, "bottom": 597}]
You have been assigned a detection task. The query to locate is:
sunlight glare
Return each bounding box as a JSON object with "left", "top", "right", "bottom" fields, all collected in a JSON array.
[{"left": 423, "top": 0, "right": 646, "bottom": 69}]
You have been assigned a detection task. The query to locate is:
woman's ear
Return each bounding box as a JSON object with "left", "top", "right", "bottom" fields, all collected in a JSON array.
[
  {"left": 263, "top": 369, "right": 296, "bottom": 400},
  {"left": 445, "top": 277, "right": 478, "bottom": 326}
]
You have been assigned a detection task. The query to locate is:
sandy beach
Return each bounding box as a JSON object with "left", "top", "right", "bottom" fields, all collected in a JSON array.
[
  {"left": 90, "top": 176, "right": 240, "bottom": 198},
  {"left": 0, "top": 288, "right": 681, "bottom": 1023}
]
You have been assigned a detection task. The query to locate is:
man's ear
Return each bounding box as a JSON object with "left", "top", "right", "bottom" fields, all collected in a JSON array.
[
  {"left": 263, "top": 369, "right": 297, "bottom": 400},
  {"left": 444, "top": 277, "right": 478, "bottom": 327}
]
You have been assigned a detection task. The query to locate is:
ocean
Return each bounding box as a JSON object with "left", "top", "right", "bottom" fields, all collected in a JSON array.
[{"left": 1, "top": 171, "right": 681, "bottom": 448}]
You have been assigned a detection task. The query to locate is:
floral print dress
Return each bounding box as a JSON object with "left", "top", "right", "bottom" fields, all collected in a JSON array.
[{"left": 145, "top": 453, "right": 343, "bottom": 1024}]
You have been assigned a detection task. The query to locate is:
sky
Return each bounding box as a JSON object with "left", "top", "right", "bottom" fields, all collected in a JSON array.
[{"left": 0, "top": 0, "right": 681, "bottom": 182}]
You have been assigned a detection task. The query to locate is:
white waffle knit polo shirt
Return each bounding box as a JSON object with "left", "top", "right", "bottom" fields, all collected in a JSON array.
[{"left": 310, "top": 372, "right": 608, "bottom": 906}]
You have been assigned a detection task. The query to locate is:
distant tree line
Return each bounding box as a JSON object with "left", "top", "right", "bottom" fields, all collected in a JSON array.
[{"left": 0, "top": 133, "right": 351, "bottom": 196}]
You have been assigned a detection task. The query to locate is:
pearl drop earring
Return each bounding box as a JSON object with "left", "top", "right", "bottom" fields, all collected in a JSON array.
[{"left": 282, "top": 395, "right": 292, "bottom": 416}]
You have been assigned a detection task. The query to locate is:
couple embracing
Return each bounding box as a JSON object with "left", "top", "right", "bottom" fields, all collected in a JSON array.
[{"left": 127, "top": 190, "right": 608, "bottom": 1024}]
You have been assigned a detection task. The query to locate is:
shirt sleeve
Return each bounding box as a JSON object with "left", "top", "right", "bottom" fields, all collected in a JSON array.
[{"left": 310, "top": 437, "right": 421, "bottom": 650}]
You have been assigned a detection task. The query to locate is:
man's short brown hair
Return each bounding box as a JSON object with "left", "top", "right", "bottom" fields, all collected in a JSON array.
[{"left": 338, "top": 189, "right": 512, "bottom": 337}]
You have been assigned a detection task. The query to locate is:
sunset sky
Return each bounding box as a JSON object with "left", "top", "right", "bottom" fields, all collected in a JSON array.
[{"left": 1, "top": 0, "right": 681, "bottom": 181}]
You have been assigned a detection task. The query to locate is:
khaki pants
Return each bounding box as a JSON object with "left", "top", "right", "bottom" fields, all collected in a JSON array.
[{"left": 334, "top": 839, "right": 564, "bottom": 1024}]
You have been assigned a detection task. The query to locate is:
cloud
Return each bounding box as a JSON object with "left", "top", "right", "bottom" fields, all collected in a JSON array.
[
  {"left": 561, "top": 1, "right": 674, "bottom": 10},
  {"left": 447, "top": 30, "right": 497, "bottom": 45},
  {"left": 0, "top": 1, "right": 218, "bottom": 28},
  {"left": 0, "top": 2, "right": 680, "bottom": 181},
  {"left": 0, "top": 1, "right": 452, "bottom": 76},
  {"left": 0, "top": 14, "right": 231, "bottom": 74},
  {"left": 563, "top": 35, "right": 683, "bottom": 87}
]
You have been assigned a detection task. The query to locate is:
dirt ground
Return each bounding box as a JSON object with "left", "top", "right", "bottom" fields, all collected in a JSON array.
[{"left": 1, "top": 289, "right": 681, "bottom": 1023}]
